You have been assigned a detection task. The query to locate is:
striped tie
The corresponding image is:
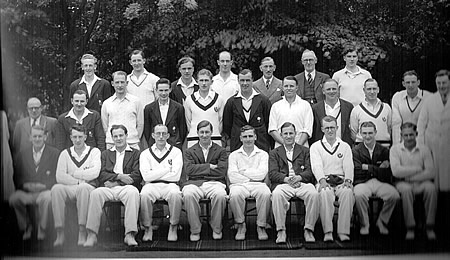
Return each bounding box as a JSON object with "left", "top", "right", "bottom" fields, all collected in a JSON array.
[
  {"left": 307, "top": 73, "right": 313, "bottom": 86},
  {"left": 266, "top": 79, "right": 270, "bottom": 89}
]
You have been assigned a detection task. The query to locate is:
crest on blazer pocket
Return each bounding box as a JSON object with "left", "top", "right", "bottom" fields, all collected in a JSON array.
[{"left": 46, "top": 170, "right": 51, "bottom": 176}]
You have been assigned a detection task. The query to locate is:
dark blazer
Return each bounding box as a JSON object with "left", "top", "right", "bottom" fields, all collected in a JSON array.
[
  {"left": 68, "top": 77, "right": 113, "bottom": 113},
  {"left": 311, "top": 98, "right": 354, "bottom": 146},
  {"left": 294, "top": 71, "right": 330, "bottom": 103},
  {"left": 169, "top": 80, "right": 199, "bottom": 105},
  {"left": 182, "top": 142, "right": 228, "bottom": 187},
  {"left": 269, "top": 143, "right": 315, "bottom": 190},
  {"left": 13, "top": 144, "right": 60, "bottom": 190},
  {"left": 97, "top": 148, "right": 142, "bottom": 190},
  {"left": 223, "top": 94, "right": 272, "bottom": 152},
  {"left": 12, "top": 116, "right": 57, "bottom": 153},
  {"left": 252, "top": 76, "right": 283, "bottom": 104},
  {"left": 55, "top": 110, "right": 106, "bottom": 151},
  {"left": 143, "top": 99, "right": 187, "bottom": 150},
  {"left": 352, "top": 142, "right": 392, "bottom": 185}
]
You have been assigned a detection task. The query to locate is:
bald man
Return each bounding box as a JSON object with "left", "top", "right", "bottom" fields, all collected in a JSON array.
[{"left": 13, "top": 97, "right": 57, "bottom": 153}]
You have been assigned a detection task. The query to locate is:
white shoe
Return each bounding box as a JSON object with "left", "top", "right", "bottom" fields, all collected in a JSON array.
[
  {"left": 53, "top": 231, "right": 65, "bottom": 247},
  {"left": 83, "top": 232, "right": 97, "bottom": 247},
  {"left": 124, "top": 233, "right": 138, "bottom": 246},
  {"left": 405, "top": 230, "right": 415, "bottom": 240},
  {"left": 324, "top": 232, "right": 334, "bottom": 242},
  {"left": 190, "top": 233, "right": 200, "bottom": 242},
  {"left": 22, "top": 226, "right": 32, "bottom": 241},
  {"left": 257, "top": 226, "right": 268, "bottom": 241},
  {"left": 212, "top": 231, "right": 223, "bottom": 240},
  {"left": 167, "top": 225, "right": 178, "bottom": 242},
  {"left": 276, "top": 230, "right": 286, "bottom": 244},
  {"left": 426, "top": 229, "right": 436, "bottom": 240},
  {"left": 235, "top": 223, "right": 246, "bottom": 241},
  {"left": 338, "top": 233, "right": 350, "bottom": 242},
  {"left": 376, "top": 220, "right": 389, "bottom": 235},
  {"left": 360, "top": 225, "right": 370, "bottom": 235},
  {"left": 77, "top": 229, "right": 87, "bottom": 246},
  {"left": 142, "top": 227, "right": 153, "bottom": 242},
  {"left": 37, "top": 226, "right": 46, "bottom": 240},
  {"left": 304, "top": 229, "right": 315, "bottom": 243}
]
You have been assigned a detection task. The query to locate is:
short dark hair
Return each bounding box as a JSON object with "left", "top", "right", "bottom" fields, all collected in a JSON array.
[
  {"left": 323, "top": 78, "right": 339, "bottom": 87},
  {"left": 402, "top": 70, "right": 419, "bottom": 81},
  {"left": 177, "top": 56, "right": 195, "bottom": 69},
  {"left": 360, "top": 121, "right": 377, "bottom": 131},
  {"left": 342, "top": 46, "right": 358, "bottom": 57},
  {"left": 129, "top": 49, "right": 145, "bottom": 59},
  {"left": 238, "top": 69, "right": 252, "bottom": 80},
  {"left": 31, "top": 124, "right": 47, "bottom": 134},
  {"left": 435, "top": 69, "right": 450, "bottom": 79},
  {"left": 81, "top": 54, "right": 97, "bottom": 64},
  {"left": 156, "top": 78, "right": 171, "bottom": 89},
  {"left": 240, "top": 125, "right": 255, "bottom": 134},
  {"left": 70, "top": 124, "right": 87, "bottom": 135},
  {"left": 112, "top": 71, "right": 127, "bottom": 80},
  {"left": 153, "top": 124, "right": 168, "bottom": 133},
  {"left": 400, "top": 122, "right": 417, "bottom": 132},
  {"left": 73, "top": 89, "right": 88, "bottom": 99},
  {"left": 364, "top": 78, "right": 378, "bottom": 87},
  {"left": 197, "top": 69, "right": 213, "bottom": 80},
  {"left": 321, "top": 115, "right": 337, "bottom": 127},
  {"left": 110, "top": 124, "right": 128, "bottom": 136},
  {"left": 280, "top": 122, "right": 296, "bottom": 133},
  {"left": 283, "top": 76, "right": 298, "bottom": 86},
  {"left": 197, "top": 120, "right": 213, "bottom": 132}
]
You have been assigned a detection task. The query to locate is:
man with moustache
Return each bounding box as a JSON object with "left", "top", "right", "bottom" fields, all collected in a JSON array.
[
  {"left": 144, "top": 78, "right": 187, "bottom": 150},
  {"left": 211, "top": 51, "right": 240, "bottom": 101},
  {"left": 223, "top": 69, "right": 272, "bottom": 152},
  {"left": 252, "top": 57, "right": 283, "bottom": 104},
  {"left": 101, "top": 71, "right": 144, "bottom": 150},
  {"left": 268, "top": 76, "right": 313, "bottom": 148},
  {"left": 67, "top": 54, "right": 112, "bottom": 113},
  {"left": 56, "top": 90, "right": 105, "bottom": 151},
  {"left": 311, "top": 79, "right": 353, "bottom": 146},
  {"left": 294, "top": 50, "right": 330, "bottom": 105},
  {"left": 170, "top": 56, "right": 199, "bottom": 105}
]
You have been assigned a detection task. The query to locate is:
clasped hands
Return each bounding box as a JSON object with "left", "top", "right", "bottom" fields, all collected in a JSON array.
[{"left": 286, "top": 175, "right": 303, "bottom": 188}]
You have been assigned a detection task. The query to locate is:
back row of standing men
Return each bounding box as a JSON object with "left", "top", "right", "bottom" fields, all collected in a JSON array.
[{"left": 10, "top": 47, "right": 449, "bottom": 245}]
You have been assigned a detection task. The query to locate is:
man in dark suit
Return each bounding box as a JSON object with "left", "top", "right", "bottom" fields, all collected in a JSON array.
[
  {"left": 224, "top": 69, "right": 272, "bottom": 152},
  {"left": 294, "top": 50, "right": 330, "bottom": 105},
  {"left": 169, "top": 56, "right": 199, "bottom": 105},
  {"left": 252, "top": 57, "right": 283, "bottom": 104},
  {"left": 311, "top": 78, "right": 353, "bottom": 146},
  {"left": 84, "top": 125, "right": 141, "bottom": 247},
  {"left": 269, "top": 122, "right": 319, "bottom": 244},
  {"left": 67, "top": 54, "right": 112, "bottom": 113},
  {"left": 182, "top": 120, "right": 228, "bottom": 242},
  {"left": 144, "top": 78, "right": 187, "bottom": 150},
  {"left": 9, "top": 125, "right": 60, "bottom": 241},
  {"left": 56, "top": 89, "right": 105, "bottom": 151},
  {"left": 13, "top": 97, "right": 57, "bottom": 153}
]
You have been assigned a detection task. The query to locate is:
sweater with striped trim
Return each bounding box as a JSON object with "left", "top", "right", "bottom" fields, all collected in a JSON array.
[
  {"left": 350, "top": 100, "right": 392, "bottom": 144},
  {"left": 55, "top": 146, "right": 101, "bottom": 185},
  {"left": 139, "top": 144, "right": 183, "bottom": 184}
]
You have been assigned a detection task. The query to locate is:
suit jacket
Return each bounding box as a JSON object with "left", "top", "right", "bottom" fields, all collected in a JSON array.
[
  {"left": 12, "top": 116, "right": 57, "bottom": 154},
  {"left": 182, "top": 142, "right": 228, "bottom": 187},
  {"left": 68, "top": 77, "right": 113, "bottom": 113},
  {"left": 13, "top": 144, "right": 60, "bottom": 190},
  {"left": 223, "top": 94, "right": 272, "bottom": 152},
  {"left": 352, "top": 142, "right": 392, "bottom": 185},
  {"left": 169, "top": 81, "right": 199, "bottom": 105},
  {"left": 97, "top": 148, "right": 142, "bottom": 190},
  {"left": 252, "top": 77, "right": 283, "bottom": 104},
  {"left": 55, "top": 110, "right": 106, "bottom": 151},
  {"left": 268, "top": 143, "right": 315, "bottom": 190},
  {"left": 143, "top": 99, "right": 187, "bottom": 150},
  {"left": 294, "top": 71, "right": 330, "bottom": 103},
  {"left": 311, "top": 98, "right": 354, "bottom": 146}
]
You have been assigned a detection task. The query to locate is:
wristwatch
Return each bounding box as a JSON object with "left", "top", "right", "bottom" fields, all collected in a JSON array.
[{"left": 344, "top": 179, "right": 352, "bottom": 184}]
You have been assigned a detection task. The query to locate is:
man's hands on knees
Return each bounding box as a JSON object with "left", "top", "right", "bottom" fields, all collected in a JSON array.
[{"left": 318, "top": 178, "right": 331, "bottom": 192}]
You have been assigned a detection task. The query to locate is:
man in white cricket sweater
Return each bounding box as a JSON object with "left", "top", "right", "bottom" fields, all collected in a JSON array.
[
  {"left": 51, "top": 124, "right": 101, "bottom": 247},
  {"left": 139, "top": 124, "right": 183, "bottom": 242},
  {"left": 228, "top": 125, "right": 271, "bottom": 241},
  {"left": 310, "top": 115, "right": 354, "bottom": 242}
]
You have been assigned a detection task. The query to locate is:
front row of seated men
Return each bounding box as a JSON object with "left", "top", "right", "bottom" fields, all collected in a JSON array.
[{"left": 9, "top": 117, "right": 437, "bottom": 247}]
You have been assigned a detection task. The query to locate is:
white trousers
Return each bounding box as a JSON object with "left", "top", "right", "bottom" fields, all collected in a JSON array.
[
  {"left": 229, "top": 182, "right": 271, "bottom": 227},
  {"left": 140, "top": 183, "right": 182, "bottom": 227},
  {"left": 51, "top": 183, "right": 95, "bottom": 228},
  {"left": 272, "top": 183, "right": 319, "bottom": 231},
  {"left": 9, "top": 190, "right": 51, "bottom": 231},
  {"left": 317, "top": 183, "right": 355, "bottom": 235},
  {"left": 396, "top": 181, "right": 437, "bottom": 228},
  {"left": 182, "top": 182, "right": 227, "bottom": 234},
  {"left": 86, "top": 185, "right": 139, "bottom": 235},
  {"left": 354, "top": 178, "right": 400, "bottom": 228}
]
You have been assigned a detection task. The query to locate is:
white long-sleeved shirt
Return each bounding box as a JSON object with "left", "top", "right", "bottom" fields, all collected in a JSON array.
[
  {"left": 390, "top": 143, "right": 434, "bottom": 182},
  {"left": 211, "top": 72, "right": 240, "bottom": 101},
  {"left": 127, "top": 69, "right": 160, "bottom": 107},
  {"left": 332, "top": 66, "right": 372, "bottom": 107},
  {"left": 139, "top": 144, "right": 183, "bottom": 183},
  {"left": 228, "top": 146, "right": 268, "bottom": 184},
  {"left": 56, "top": 146, "right": 101, "bottom": 185},
  {"left": 310, "top": 137, "right": 354, "bottom": 182}
]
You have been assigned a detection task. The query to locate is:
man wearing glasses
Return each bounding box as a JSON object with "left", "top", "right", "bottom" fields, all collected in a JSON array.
[{"left": 294, "top": 50, "right": 330, "bottom": 105}]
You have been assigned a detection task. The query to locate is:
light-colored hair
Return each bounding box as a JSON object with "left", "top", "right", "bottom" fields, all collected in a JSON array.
[{"left": 81, "top": 54, "right": 97, "bottom": 64}]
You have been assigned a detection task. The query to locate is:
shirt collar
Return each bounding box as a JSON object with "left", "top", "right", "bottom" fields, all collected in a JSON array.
[
  {"left": 283, "top": 144, "right": 295, "bottom": 153},
  {"left": 109, "top": 144, "right": 133, "bottom": 152},
  {"left": 263, "top": 76, "right": 274, "bottom": 84},
  {"left": 70, "top": 145, "right": 90, "bottom": 157},
  {"left": 236, "top": 145, "right": 262, "bottom": 157},
  {"left": 344, "top": 66, "right": 363, "bottom": 75},
  {"left": 112, "top": 93, "right": 131, "bottom": 101},
  {"left": 33, "top": 144, "right": 45, "bottom": 154},
  {"left": 177, "top": 78, "right": 198, "bottom": 89},
  {"left": 213, "top": 72, "right": 238, "bottom": 83},
  {"left": 305, "top": 70, "right": 316, "bottom": 79},
  {"left": 194, "top": 90, "right": 216, "bottom": 101},
  {"left": 322, "top": 136, "right": 342, "bottom": 149},
  {"left": 401, "top": 89, "right": 425, "bottom": 100},
  {"left": 65, "top": 107, "right": 92, "bottom": 120},
  {"left": 236, "top": 89, "right": 259, "bottom": 100},
  {"left": 30, "top": 116, "right": 41, "bottom": 125},
  {"left": 158, "top": 98, "right": 170, "bottom": 106},
  {"left": 363, "top": 98, "right": 382, "bottom": 107},
  {"left": 325, "top": 99, "right": 341, "bottom": 110},
  {"left": 199, "top": 141, "right": 213, "bottom": 151},
  {"left": 400, "top": 143, "right": 421, "bottom": 153},
  {"left": 79, "top": 74, "right": 100, "bottom": 85},
  {"left": 151, "top": 143, "right": 171, "bottom": 153},
  {"left": 131, "top": 69, "right": 149, "bottom": 78}
]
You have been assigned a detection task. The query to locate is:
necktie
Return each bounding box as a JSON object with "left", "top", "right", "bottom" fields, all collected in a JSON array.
[
  {"left": 32, "top": 118, "right": 37, "bottom": 127},
  {"left": 266, "top": 79, "right": 270, "bottom": 89},
  {"left": 307, "top": 73, "right": 313, "bottom": 86}
]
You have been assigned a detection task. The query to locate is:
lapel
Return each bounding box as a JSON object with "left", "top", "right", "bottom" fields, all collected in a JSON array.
[
  {"left": 317, "top": 101, "right": 326, "bottom": 119},
  {"left": 277, "top": 146, "right": 288, "bottom": 166},
  {"left": 292, "top": 144, "right": 303, "bottom": 162},
  {"left": 193, "top": 144, "right": 206, "bottom": 163},
  {"left": 233, "top": 97, "right": 246, "bottom": 121},
  {"left": 298, "top": 72, "right": 306, "bottom": 97},
  {"left": 205, "top": 144, "right": 217, "bottom": 163},
  {"left": 165, "top": 101, "right": 177, "bottom": 124},
  {"left": 152, "top": 103, "right": 163, "bottom": 124},
  {"left": 90, "top": 80, "right": 101, "bottom": 98},
  {"left": 267, "top": 78, "right": 280, "bottom": 98},
  {"left": 254, "top": 78, "right": 269, "bottom": 97},
  {"left": 25, "top": 147, "right": 35, "bottom": 169},
  {"left": 359, "top": 144, "right": 371, "bottom": 162},
  {"left": 108, "top": 149, "right": 117, "bottom": 168},
  {"left": 83, "top": 112, "right": 92, "bottom": 126},
  {"left": 122, "top": 150, "right": 132, "bottom": 169},
  {"left": 340, "top": 99, "right": 350, "bottom": 129},
  {"left": 314, "top": 73, "right": 322, "bottom": 91},
  {"left": 24, "top": 117, "right": 32, "bottom": 135},
  {"left": 372, "top": 143, "right": 383, "bottom": 163},
  {"left": 249, "top": 95, "right": 261, "bottom": 121}
]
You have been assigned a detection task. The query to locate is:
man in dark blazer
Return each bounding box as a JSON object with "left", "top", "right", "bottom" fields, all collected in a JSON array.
[
  {"left": 56, "top": 89, "right": 105, "bottom": 151},
  {"left": 13, "top": 97, "right": 57, "bottom": 153},
  {"left": 269, "top": 122, "right": 319, "bottom": 244},
  {"left": 144, "top": 78, "right": 187, "bottom": 150},
  {"left": 9, "top": 125, "right": 60, "bottom": 241},
  {"left": 294, "top": 50, "right": 330, "bottom": 105},
  {"left": 224, "top": 69, "right": 272, "bottom": 152},
  {"left": 67, "top": 54, "right": 112, "bottom": 113},
  {"left": 84, "top": 124, "right": 141, "bottom": 247},
  {"left": 182, "top": 120, "right": 228, "bottom": 242},
  {"left": 169, "top": 56, "right": 199, "bottom": 105},
  {"left": 311, "top": 78, "right": 354, "bottom": 146},
  {"left": 252, "top": 57, "right": 283, "bottom": 104}
]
